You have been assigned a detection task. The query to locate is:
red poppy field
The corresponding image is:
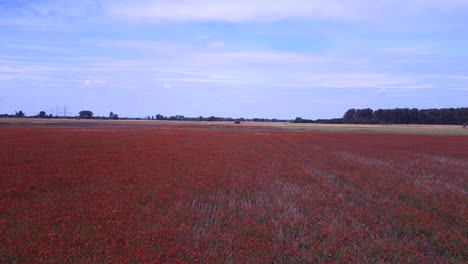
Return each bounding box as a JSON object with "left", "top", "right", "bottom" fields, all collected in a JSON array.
[{"left": 1, "top": 126, "right": 467, "bottom": 263}]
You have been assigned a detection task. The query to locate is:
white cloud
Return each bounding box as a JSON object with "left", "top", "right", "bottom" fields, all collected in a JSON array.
[
  {"left": 187, "top": 51, "right": 328, "bottom": 66},
  {"left": 3, "top": 43, "right": 73, "bottom": 54},
  {"left": 83, "top": 79, "right": 107, "bottom": 86},
  {"left": 151, "top": 69, "right": 234, "bottom": 81},
  {"left": 269, "top": 73, "right": 439, "bottom": 90},
  {"left": 448, "top": 75, "right": 468, "bottom": 80},
  {"left": 0, "top": 66, "right": 29, "bottom": 73},
  {"left": 94, "top": 40, "right": 181, "bottom": 52},
  {"left": 158, "top": 78, "right": 245, "bottom": 84},
  {"left": 0, "top": 65, "right": 58, "bottom": 73},
  {"left": 380, "top": 44, "right": 435, "bottom": 55},
  {"left": 2, "top": 0, "right": 467, "bottom": 32},
  {"left": 207, "top": 41, "right": 225, "bottom": 48},
  {"left": 1, "top": 0, "right": 105, "bottom": 22},
  {"left": 0, "top": 75, "right": 15, "bottom": 81},
  {"left": 3, "top": 38, "right": 467, "bottom": 93},
  {"left": 107, "top": 0, "right": 371, "bottom": 23},
  {"left": 106, "top": 0, "right": 468, "bottom": 23}
]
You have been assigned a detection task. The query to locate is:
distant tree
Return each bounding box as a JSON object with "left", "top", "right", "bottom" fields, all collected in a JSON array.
[
  {"left": 39, "top": 111, "right": 47, "bottom": 118},
  {"left": 108, "top": 111, "right": 119, "bottom": 120},
  {"left": 408, "top": 108, "right": 419, "bottom": 124},
  {"left": 343, "top": 108, "right": 373, "bottom": 123},
  {"left": 373, "top": 109, "right": 386, "bottom": 123},
  {"left": 315, "top": 118, "right": 343, "bottom": 124},
  {"left": 293, "top": 117, "right": 315, "bottom": 123},
  {"left": 15, "top": 110, "right": 25, "bottom": 118},
  {"left": 458, "top": 108, "right": 468, "bottom": 124},
  {"left": 343, "top": 109, "right": 356, "bottom": 121},
  {"left": 342, "top": 107, "right": 468, "bottom": 125},
  {"left": 79, "top": 110, "right": 93, "bottom": 119},
  {"left": 293, "top": 117, "right": 304, "bottom": 123},
  {"left": 156, "top": 114, "right": 164, "bottom": 120},
  {"left": 355, "top": 108, "right": 373, "bottom": 123}
]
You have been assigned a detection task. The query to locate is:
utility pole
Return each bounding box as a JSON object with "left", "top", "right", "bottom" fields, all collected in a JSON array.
[{"left": 62, "top": 106, "right": 71, "bottom": 117}]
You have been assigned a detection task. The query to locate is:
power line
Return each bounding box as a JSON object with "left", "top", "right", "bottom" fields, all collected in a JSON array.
[
  {"left": 63, "top": 105, "right": 71, "bottom": 117},
  {"left": 48, "top": 105, "right": 72, "bottom": 117}
]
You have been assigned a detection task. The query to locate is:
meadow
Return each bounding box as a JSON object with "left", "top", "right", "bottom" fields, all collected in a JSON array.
[
  {"left": 1, "top": 118, "right": 468, "bottom": 135},
  {"left": 1, "top": 124, "right": 467, "bottom": 263}
]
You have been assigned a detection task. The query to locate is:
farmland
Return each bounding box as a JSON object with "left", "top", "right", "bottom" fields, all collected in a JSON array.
[
  {"left": 1, "top": 118, "right": 468, "bottom": 135},
  {"left": 1, "top": 125, "right": 467, "bottom": 263}
]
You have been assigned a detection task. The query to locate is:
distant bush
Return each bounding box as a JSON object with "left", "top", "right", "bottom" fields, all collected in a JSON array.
[{"left": 79, "top": 110, "right": 93, "bottom": 119}]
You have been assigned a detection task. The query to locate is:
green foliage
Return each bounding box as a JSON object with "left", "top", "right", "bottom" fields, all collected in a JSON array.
[
  {"left": 343, "top": 107, "right": 468, "bottom": 125},
  {"left": 15, "top": 111, "right": 25, "bottom": 118},
  {"left": 79, "top": 110, "right": 93, "bottom": 119}
]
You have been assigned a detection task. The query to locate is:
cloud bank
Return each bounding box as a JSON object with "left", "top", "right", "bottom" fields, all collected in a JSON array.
[
  {"left": 106, "top": 0, "right": 468, "bottom": 23},
  {"left": 3, "top": 0, "right": 467, "bottom": 25}
]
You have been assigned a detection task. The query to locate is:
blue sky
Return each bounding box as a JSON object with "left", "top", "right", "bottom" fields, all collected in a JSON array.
[{"left": 1, "top": 0, "right": 467, "bottom": 119}]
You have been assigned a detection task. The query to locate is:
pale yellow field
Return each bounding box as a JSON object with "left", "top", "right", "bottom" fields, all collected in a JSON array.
[{"left": 1, "top": 118, "right": 467, "bottom": 135}]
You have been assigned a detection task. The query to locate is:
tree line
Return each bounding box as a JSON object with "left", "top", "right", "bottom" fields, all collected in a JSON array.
[
  {"left": 293, "top": 107, "right": 468, "bottom": 125},
  {"left": 342, "top": 107, "right": 468, "bottom": 125},
  {"left": 3, "top": 107, "right": 467, "bottom": 125},
  {"left": 0, "top": 110, "right": 289, "bottom": 123}
]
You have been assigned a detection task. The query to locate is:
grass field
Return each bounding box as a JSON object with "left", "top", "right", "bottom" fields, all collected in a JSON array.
[
  {"left": 1, "top": 124, "right": 467, "bottom": 263},
  {"left": 1, "top": 118, "right": 468, "bottom": 135}
]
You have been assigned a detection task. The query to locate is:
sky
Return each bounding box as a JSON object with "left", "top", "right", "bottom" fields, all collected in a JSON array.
[{"left": 0, "top": 0, "right": 467, "bottom": 119}]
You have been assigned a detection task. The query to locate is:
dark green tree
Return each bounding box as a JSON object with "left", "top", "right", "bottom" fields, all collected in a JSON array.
[
  {"left": 343, "top": 107, "right": 468, "bottom": 125},
  {"left": 79, "top": 110, "right": 93, "bottom": 119},
  {"left": 343, "top": 109, "right": 356, "bottom": 122},
  {"left": 15, "top": 111, "right": 25, "bottom": 118}
]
